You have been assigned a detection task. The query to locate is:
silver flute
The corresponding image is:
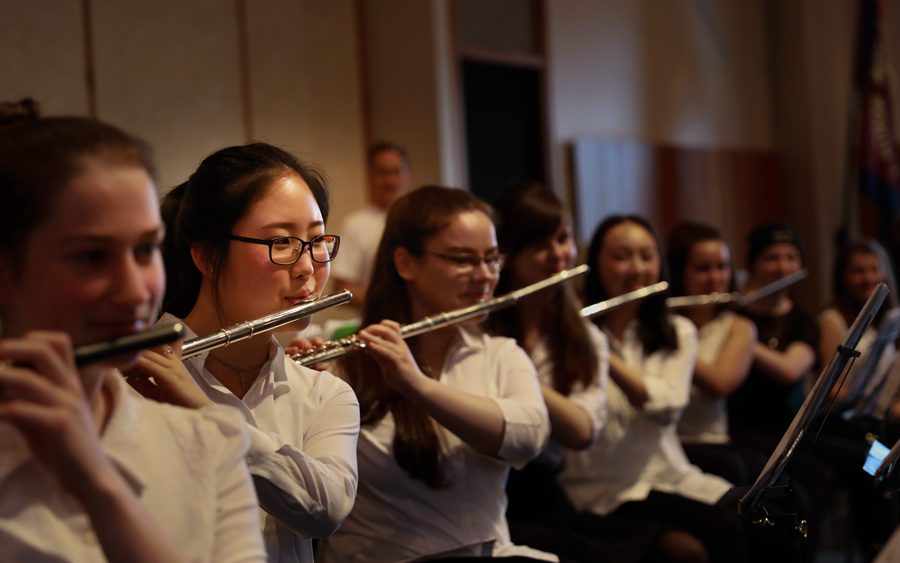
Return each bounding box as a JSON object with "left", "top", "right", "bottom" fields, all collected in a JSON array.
[
  {"left": 182, "top": 290, "right": 353, "bottom": 359},
  {"left": 665, "top": 268, "right": 808, "bottom": 310},
  {"left": 292, "top": 265, "right": 589, "bottom": 367},
  {"left": 579, "top": 281, "right": 670, "bottom": 319}
]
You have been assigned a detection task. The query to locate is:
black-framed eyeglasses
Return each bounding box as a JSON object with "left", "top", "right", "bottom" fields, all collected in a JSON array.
[
  {"left": 427, "top": 251, "right": 505, "bottom": 274},
  {"left": 230, "top": 234, "right": 341, "bottom": 265}
]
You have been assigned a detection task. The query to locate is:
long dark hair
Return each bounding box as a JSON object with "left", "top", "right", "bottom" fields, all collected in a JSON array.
[
  {"left": 487, "top": 182, "right": 597, "bottom": 395},
  {"left": 0, "top": 115, "right": 154, "bottom": 262},
  {"left": 341, "top": 185, "right": 492, "bottom": 487},
  {"left": 585, "top": 215, "right": 677, "bottom": 355},
  {"left": 831, "top": 238, "right": 898, "bottom": 327},
  {"left": 667, "top": 221, "right": 736, "bottom": 297},
  {"left": 161, "top": 143, "right": 329, "bottom": 318}
]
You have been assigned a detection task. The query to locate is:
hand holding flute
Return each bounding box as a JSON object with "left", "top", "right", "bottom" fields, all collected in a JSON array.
[
  {"left": 70, "top": 322, "right": 213, "bottom": 408},
  {"left": 356, "top": 319, "right": 431, "bottom": 396},
  {"left": 122, "top": 336, "right": 213, "bottom": 409},
  {"left": 0, "top": 332, "right": 118, "bottom": 496},
  {"left": 0, "top": 328, "right": 205, "bottom": 563},
  {"left": 123, "top": 292, "right": 352, "bottom": 407}
]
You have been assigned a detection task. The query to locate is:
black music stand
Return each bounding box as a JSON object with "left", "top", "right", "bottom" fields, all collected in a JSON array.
[{"left": 739, "top": 283, "right": 890, "bottom": 516}]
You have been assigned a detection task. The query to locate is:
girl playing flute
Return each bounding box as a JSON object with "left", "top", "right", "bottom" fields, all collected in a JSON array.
[
  {"left": 0, "top": 111, "right": 265, "bottom": 562},
  {"left": 131, "top": 143, "right": 360, "bottom": 562},
  {"left": 316, "top": 186, "right": 554, "bottom": 562},
  {"left": 489, "top": 184, "right": 708, "bottom": 562},
  {"left": 560, "top": 215, "right": 746, "bottom": 563}
]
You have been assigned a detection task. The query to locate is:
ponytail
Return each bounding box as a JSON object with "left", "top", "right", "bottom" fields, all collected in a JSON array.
[{"left": 160, "top": 183, "right": 201, "bottom": 317}]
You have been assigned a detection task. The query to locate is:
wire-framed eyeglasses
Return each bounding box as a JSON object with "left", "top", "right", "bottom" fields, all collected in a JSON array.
[
  {"left": 427, "top": 251, "right": 505, "bottom": 274},
  {"left": 230, "top": 234, "right": 341, "bottom": 265}
]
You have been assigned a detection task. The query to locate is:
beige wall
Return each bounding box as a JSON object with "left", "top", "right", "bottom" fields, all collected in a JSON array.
[
  {"left": 360, "top": 0, "right": 464, "bottom": 188},
  {"left": 1, "top": 1, "right": 90, "bottom": 115},
  {"left": 244, "top": 0, "right": 366, "bottom": 228},
  {"left": 91, "top": 0, "right": 245, "bottom": 191},
  {"left": 0, "top": 0, "right": 366, "bottom": 234}
]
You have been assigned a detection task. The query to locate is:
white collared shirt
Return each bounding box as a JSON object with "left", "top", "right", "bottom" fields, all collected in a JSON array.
[
  {"left": 529, "top": 321, "right": 609, "bottom": 466},
  {"left": 560, "top": 315, "right": 732, "bottom": 515},
  {"left": 331, "top": 204, "right": 386, "bottom": 288},
  {"left": 317, "top": 327, "right": 555, "bottom": 563},
  {"left": 678, "top": 311, "right": 735, "bottom": 444},
  {"left": 164, "top": 314, "right": 360, "bottom": 563},
  {"left": 0, "top": 374, "right": 265, "bottom": 562}
]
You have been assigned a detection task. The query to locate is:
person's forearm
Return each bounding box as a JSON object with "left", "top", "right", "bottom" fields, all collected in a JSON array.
[
  {"left": 692, "top": 354, "right": 749, "bottom": 397},
  {"left": 408, "top": 376, "right": 505, "bottom": 456},
  {"left": 753, "top": 341, "right": 815, "bottom": 385},
  {"left": 541, "top": 384, "right": 594, "bottom": 449},
  {"left": 245, "top": 393, "right": 359, "bottom": 538},
  {"left": 608, "top": 353, "right": 649, "bottom": 408}
]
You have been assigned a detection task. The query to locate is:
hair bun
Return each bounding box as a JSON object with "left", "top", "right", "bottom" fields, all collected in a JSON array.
[{"left": 0, "top": 98, "right": 41, "bottom": 126}]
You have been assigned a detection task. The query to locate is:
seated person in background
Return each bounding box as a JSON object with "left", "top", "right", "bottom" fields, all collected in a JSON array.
[
  {"left": 0, "top": 112, "right": 264, "bottom": 561},
  {"left": 728, "top": 222, "right": 817, "bottom": 447},
  {"left": 817, "top": 238, "right": 898, "bottom": 400},
  {"left": 316, "top": 186, "right": 555, "bottom": 562},
  {"left": 814, "top": 238, "right": 900, "bottom": 560},
  {"left": 489, "top": 183, "right": 708, "bottom": 563},
  {"left": 727, "top": 222, "right": 829, "bottom": 558},
  {"left": 668, "top": 221, "right": 756, "bottom": 486},
  {"left": 331, "top": 141, "right": 412, "bottom": 307},
  {"left": 560, "top": 215, "right": 746, "bottom": 563}
]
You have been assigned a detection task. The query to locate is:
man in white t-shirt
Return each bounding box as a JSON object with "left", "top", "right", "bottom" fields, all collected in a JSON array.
[{"left": 332, "top": 142, "right": 412, "bottom": 306}]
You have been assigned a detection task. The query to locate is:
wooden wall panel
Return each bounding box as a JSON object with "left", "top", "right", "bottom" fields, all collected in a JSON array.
[
  {"left": 571, "top": 138, "right": 783, "bottom": 270},
  {"left": 569, "top": 139, "right": 655, "bottom": 243}
]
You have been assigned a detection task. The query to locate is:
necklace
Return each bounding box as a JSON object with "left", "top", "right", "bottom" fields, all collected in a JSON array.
[{"left": 207, "top": 353, "right": 265, "bottom": 391}]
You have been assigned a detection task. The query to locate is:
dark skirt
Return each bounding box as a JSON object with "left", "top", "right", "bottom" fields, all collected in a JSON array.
[{"left": 506, "top": 463, "right": 667, "bottom": 563}]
